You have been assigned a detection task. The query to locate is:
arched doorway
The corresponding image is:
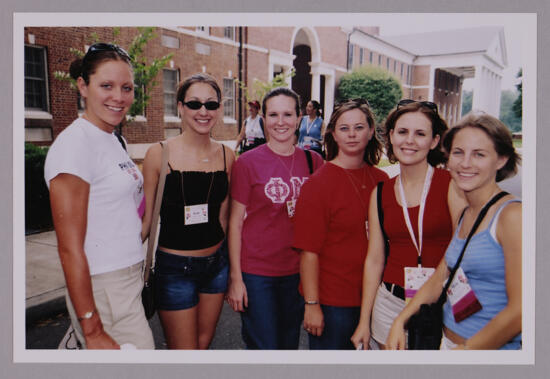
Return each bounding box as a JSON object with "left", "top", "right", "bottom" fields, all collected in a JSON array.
[{"left": 292, "top": 44, "right": 311, "bottom": 114}]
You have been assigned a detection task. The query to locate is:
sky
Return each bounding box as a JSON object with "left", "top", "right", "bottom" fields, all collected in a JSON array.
[{"left": 366, "top": 13, "right": 527, "bottom": 92}]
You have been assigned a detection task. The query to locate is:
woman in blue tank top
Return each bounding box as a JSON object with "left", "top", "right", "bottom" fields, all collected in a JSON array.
[{"left": 386, "top": 112, "right": 522, "bottom": 350}]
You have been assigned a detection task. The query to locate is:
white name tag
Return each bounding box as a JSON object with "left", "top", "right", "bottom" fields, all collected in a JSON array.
[
  {"left": 286, "top": 199, "right": 296, "bottom": 218},
  {"left": 184, "top": 204, "right": 209, "bottom": 225},
  {"left": 404, "top": 266, "right": 435, "bottom": 302}
]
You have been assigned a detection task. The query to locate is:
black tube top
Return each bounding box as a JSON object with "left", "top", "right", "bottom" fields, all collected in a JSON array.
[{"left": 158, "top": 168, "right": 228, "bottom": 250}]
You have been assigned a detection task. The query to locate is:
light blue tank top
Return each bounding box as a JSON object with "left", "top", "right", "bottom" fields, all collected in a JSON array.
[
  {"left": 298, "top": 116, "right": 323, "bottom": 150},
  {"left": 443, "top": 199, "right": 522, "bottom": 350}
]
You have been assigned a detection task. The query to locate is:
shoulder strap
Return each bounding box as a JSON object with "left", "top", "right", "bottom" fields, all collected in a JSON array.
[
  {"left": 377, "top": 181, "right": 390, "bottom": 264},
  {"left": 144, "top": 141, "right": 170, "bottom": 283},
  {"left": 304, "top": 149, "right": 313, "bottom": 174},
  {"left": 259, "top": 117, "right": 265, "bottom": 137},
  {"left": 222, "top": 144, "right": 227, "bottom": 171},
  {"left": 115, "top": 131, "right": 127, "bottom": 151},
  {"left": 438, "top": 191, "right": 509, "bottom": 304}
]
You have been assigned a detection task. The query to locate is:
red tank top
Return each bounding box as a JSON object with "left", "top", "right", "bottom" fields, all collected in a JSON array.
[{"left": 381, "top": 168, "right": 453, "bottom": 287}]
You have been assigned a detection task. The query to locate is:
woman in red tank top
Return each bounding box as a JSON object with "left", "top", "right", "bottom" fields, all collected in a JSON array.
[{"left": 351, "top": 100, "right": 467, "bottom": 350}]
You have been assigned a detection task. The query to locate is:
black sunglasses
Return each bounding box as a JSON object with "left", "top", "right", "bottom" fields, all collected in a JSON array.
[
  {"left": 86, "top": 43, "right": 131, "bottom": 61},
  {"left": 183, "top": 100, "right": 221, "bottom": 111},
  {"left": 397, "top": 99, "right": 438, "bottom": 113}
]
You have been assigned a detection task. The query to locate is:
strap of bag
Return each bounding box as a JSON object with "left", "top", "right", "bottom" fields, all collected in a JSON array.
[
  {"left": 437, "top": 191, "right": 508, "bottom": 304},
  {"left": 304, "top": 149, "right": 313, "bottom": 174},
  {"left": 143, "top": 141, "right": 170, "bottom": 283},
  {"left": 377, "top": 181, "right": 390, "bottom": 264},
  {"left": 115, "top": 131, "right": 127, "bottom": 151}
]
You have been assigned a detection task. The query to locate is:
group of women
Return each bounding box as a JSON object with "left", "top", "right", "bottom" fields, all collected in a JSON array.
[{"left": 45, "top": 42, "right": 522, "bottom": 351}]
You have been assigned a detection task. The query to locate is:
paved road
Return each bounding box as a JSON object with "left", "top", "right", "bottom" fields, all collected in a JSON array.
[{"left": 27, "top": 301, "right": 309, "bottom": 350}]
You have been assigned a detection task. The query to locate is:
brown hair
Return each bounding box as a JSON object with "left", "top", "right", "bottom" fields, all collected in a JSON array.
[
  {"left": 176, "top": 73, "right": 222, "bottom": 104},
  {"left": 383, "top": 102, "right": 448, "bottom": 166},
  {"left": 325, "top": 99, "right": 383, "bottom": 165},
  {"left": 262, "top": 87, "right": 301, "bottom": 117},
  {"left": 442, "top": 112, "right": 521, "bottom": 182},
  {"left": 69, "top": 43, "right": 132, "bottom": 84}
]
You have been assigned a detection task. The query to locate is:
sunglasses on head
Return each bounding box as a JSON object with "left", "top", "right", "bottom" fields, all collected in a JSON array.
[
  {"left": 397, "top": 99, "right": 438, "bottom": 113},
  {"left": 86, "top": 43, "right": 131, "bottom": 61},
  {"left": 183, "top": 100, "right": 221, "bottom": 111}
]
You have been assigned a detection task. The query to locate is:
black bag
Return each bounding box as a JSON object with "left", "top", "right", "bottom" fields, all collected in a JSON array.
[
  {"left": 406, "top": 191, "right": 508, "bottom": 350},
  {"left": 141, "top": 269, "right": 156, "bottom": 320}
]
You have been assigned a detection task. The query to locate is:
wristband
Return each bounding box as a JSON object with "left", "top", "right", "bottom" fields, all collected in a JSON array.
[
  {"left": 305, "top": 300, "right": 319, "bottom": 305},
  {"left": 77, "top": 309, "right": 96, "bottom": 321}
]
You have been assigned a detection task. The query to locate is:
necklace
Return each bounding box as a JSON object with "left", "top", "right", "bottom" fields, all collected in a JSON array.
[{"left": 273, "top": 149, "right": 296, "bottom": 178}]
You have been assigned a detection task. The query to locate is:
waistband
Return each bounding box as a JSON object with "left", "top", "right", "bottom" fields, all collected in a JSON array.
[{"left": 383, "top": 281, "right": 405, "bottom": 300}]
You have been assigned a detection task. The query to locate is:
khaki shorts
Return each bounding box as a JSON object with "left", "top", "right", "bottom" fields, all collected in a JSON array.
[
  {"left": 65, "top": 261, "right": 155, "bottom": 349},
  {"left": 370, "top": 283, "right": 407, "bottom": 347}
]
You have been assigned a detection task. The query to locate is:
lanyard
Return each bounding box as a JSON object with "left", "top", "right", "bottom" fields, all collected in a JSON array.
[
  {"left": 305, "top": 117, "right": 316, "bottom": 135},
  {"left": 397, "top": 165, "right": 434, "bottom": 267}
]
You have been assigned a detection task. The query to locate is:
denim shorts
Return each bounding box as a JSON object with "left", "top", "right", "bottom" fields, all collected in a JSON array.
[{"left": 155, "top": 242, "right": 229, "bottom": 311}]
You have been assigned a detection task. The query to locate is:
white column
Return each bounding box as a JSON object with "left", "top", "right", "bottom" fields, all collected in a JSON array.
[
  {"left": 428, "top": 67, "right": 436, "bottom": 101},
  {"left": 494, "top": 74, "right": 502, "bottom": 117},
  {"left": 311, "top": 71, "right": 321, "bottom": 101},
  {"left": 472, "top": 65, "right": 485, "bottom": 112},
  {"left": 324, "top": 74, "right": 335, "bottom": 122}
]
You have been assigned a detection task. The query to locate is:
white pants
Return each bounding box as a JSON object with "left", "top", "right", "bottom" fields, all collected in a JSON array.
[{"left": 65, "top": 261, "right": 155, "bottom": 349}]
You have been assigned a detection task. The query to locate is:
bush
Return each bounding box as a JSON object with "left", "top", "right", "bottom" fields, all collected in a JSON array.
[
  {"left": 25, "top": 142, "right": 53, "bottom": 233},
  {"left": 337, "top": 65, "right": 403, "bottom": 124}
]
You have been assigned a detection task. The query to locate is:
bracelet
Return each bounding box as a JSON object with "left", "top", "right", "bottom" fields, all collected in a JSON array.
[
  {"left": 77, "top": 309, "right": 96, "bottom": 321},
  {"left": 305, "top": 300, "right": 319, "bottom": 305}
]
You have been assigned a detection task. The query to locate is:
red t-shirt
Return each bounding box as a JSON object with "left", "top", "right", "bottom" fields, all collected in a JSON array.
[
  {"left": 381, "top": 168, "right": 453, "bottom": 287},
  {"left": 231, "top": 144, "right": 324, "bottom": 276},
  {"left": 293, "top": 162, "right": 389, "bottom": 307}
]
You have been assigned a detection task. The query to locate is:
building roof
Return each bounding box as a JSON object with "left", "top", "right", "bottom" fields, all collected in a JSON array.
[{"left": 379, "top": 26, "right": 504, "bottom": 57}]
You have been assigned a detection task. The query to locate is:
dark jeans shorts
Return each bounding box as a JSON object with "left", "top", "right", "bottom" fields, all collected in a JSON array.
[{"left": 155, "top": 242, "right": 228, "bottom": 311}]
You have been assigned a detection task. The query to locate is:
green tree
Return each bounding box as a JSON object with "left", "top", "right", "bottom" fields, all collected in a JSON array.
[
  {"left": 512, "top": 68, "right": 522, "bottom": 118},
  {"left": 500, "top": 89, "right": 522, "bottom": 132},
  {"left": 461, "top": 90, "right": 473, "bottom": 116},
  {"left": 235, "top": 69, "right": 296, "bottom": 104},
  {"left": 336, "top": 65, "right": 403, "bottom": 124},
  {"left": 54, "top": 27, "right": 173, "bottom": 123}
]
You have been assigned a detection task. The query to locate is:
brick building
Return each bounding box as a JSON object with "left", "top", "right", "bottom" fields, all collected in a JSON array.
[{"left": 24, "top": 25, "right": 507, "bottom": 160}]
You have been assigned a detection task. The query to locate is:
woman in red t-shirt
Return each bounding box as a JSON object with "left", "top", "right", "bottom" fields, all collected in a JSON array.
[
  {"left": 293, "top": 99, "right": 388, "bottom": 349},
  {"left": 351, "top": 100, "right": 467, "bottom": 350}
]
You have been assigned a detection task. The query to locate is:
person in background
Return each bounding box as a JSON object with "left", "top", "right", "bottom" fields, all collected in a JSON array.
[
  {"left": 227, "top": 87, "right": 324, "bottom": 349},
  {"left": 351, "top": 100, "right": 467, "bottom": 350},
  {"left": 44, "top": 43, "right": 154, "bottom": 349},
  {"left": 234, "top": 100, "right": 266, "bottom": 154},
  {"left": 298, "top": 100, "right": 325, "bottom": 157},
  {"left": 293, "top": 98, "right": 388, "bottom": 349},
  {"left": 141, "top": 73, "right": 235, "bottom": 349},
  {"left": 386, "top": 112, "right": 522, "bottom": 350}
]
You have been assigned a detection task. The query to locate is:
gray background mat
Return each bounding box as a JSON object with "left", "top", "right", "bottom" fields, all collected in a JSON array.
[{"left": 3, "top": 0, "right": 547, "bottom": 378}]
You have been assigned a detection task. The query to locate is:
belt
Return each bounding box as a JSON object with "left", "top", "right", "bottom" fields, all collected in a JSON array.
[{"left": 383, "top": 282, "right": 405, "bottom": 300}]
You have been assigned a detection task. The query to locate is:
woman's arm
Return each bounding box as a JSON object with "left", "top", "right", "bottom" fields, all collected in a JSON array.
[
  {"left": 300, "top": 251, "right": 324, "bottom": 336},
  {"left": 447, "top": 178, "right": 468, "bottom": 231},
  {"left": 386, "top": 258, "right": 450, "bottom": 350},
  {"left": 49, "top": 174, "right": 119, "bottom": 349},
  {"left": 351, "top": 187, "right": 387, "bottom": 349},
  {"left": 140, "top": 143, "right": 162, "bottom": 242},
  {"left": 227, "top": 199, "right": 248, "bottom": 312},
  {"left": 219, "top": 147, "right": 236, "bottom": 233},
  {"left": 454, "top": 201, "right": 522, "bottom": 350}
]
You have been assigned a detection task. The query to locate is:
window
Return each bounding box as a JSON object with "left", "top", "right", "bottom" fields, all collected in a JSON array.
[
  {"left": 25, "top": 45, "right": 48, "bottom": 111},
  {"left": 386, "top": 57, "right": 390, "bottom": 69},
  {"left": 224, "top": 27, "right": 235, "bottom": 40},
  {"left": 163, "top": 69, "right": 179, "bottom": 117},
  {"left": 400, "top": 63, "right": 404, "bottom": 78},
  {"left": 393, "top": 60, "right": 397, "bottom": 73},
  {"left": 223, "top": 78, "right": 235, "bottom": 119},
  {"left": 359, "top": 48, "right": 364, "bottom": 65},
  {"left": 369, "top": 51, "right": 373, "bottom": 63},
  {"left": 378, "top": 54, "right": 382, "bottom": 66},
  {"left": 348, "top": 44, "right": 354, "bottom": 69}
]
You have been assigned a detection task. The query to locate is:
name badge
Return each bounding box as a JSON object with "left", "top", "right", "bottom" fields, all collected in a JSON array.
[
  {"left": 184, "top": 204, "right": 209, "bottom": 225},
  {"left": 246, "top": 136, "right": 255, "bottom": 146},
  {"left": 286, "top": 199, "right": 296, "bottom": 218},
  {"left": 404, "top": 266, "right": 435, "bottom": 302},
  {"left": 446, "top": 267, "right": 482, "bottom": 322}
]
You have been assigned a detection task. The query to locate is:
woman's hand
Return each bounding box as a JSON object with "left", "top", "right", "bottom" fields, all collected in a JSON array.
[
  {"left": 303, "top": 304, "right": 324, "bottom": 336},
  {"left": 350, "top": 321, "right": 371, "bottom": 350},
  {"left": 227, "top": 276, "right": 248, "bottom": 312},
  {"left": 386, "top": 318, "right": 407, "bottom": 350},
  {"left": 83, "top": 322, "right": 120, "bottom": 349}
]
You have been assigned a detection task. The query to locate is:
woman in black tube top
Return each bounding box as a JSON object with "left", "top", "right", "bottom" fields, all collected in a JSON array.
[{"left": 141, "top": 73, "right": 235, "bottom": 349}]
